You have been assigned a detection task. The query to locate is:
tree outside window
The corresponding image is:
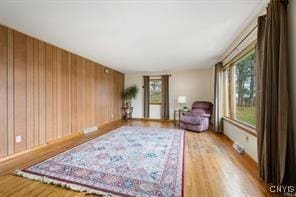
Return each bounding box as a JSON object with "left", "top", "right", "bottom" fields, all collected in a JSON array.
[
  {"left": 235, "top": 50, "right": 256, "bottom": 127},
  {"left": 149, "top": 79, "right": 162, "bottom": 104}
]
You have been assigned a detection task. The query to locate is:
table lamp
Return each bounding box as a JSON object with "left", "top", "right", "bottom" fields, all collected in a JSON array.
[{"left": 178, "top": 96, "right": 187, "bottom": 110}]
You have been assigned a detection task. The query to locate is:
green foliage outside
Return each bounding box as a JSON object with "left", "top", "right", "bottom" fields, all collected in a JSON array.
[
  {"left": 150, "top": 92, "right": 162, "bottom": 104},
  {"left": 236, "top": 106, "right": 256, "bottom": 127},
  {"left": 150, "top": 80, "right": 162, "bottom": 104},
  {"left": 235, "top": 50, "right": 256, "bottom": 107},
  {"left": 235, "top": 50, "right": 256, "bottom": 127}
]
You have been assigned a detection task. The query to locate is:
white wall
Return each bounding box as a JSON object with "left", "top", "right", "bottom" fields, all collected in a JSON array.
[
  {"left": 125, "top": 68, "right": 214, "bottom": 120},
  {"left": 288, "top": 0, "right": 296, "bottom": 157},
  {"left": 224, "top": 121, "right": 258, "bottom": 161},
  {"left": 149, "top": 105, "right": 162, "bottom": 119}
]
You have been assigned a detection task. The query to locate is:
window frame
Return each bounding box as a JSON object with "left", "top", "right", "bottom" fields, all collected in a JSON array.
[
  {"left": 222, "top": 41, "right": 257, "bottom": 134},
  {"left": 149, "top": 79, "right": 162, "bottom": 105}
]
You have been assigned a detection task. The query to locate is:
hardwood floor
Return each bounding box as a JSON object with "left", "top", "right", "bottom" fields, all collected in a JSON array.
[{"left": 0, "top": 120, "right": 271, "bottom": 196}]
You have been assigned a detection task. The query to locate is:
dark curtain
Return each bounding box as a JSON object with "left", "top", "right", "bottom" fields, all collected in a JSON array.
[
  {"left": 256, "top": 0, "right": 295, "bottom": 186},
  {"left": 143, "top": 76, "right": 150, "bottom": 118},
  {"left": 213, "top": 62, "right": 223, "bottom": 132},
  {"left": 161, "top": 75, "right": 170, "bottom": 120}
]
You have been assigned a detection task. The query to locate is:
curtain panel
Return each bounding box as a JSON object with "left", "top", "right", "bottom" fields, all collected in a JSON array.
[
  {"left": 161, "top": 75, "right": 170, "bottom": 120},
  {"left": 256, "top": 0, "right": 295, "bottom": 186},
  {"left": 213, "top": 62, "right": 223, "bottom": 133},
  {"left": 143, "top": 76, "right": 150, "bottom": 118}
]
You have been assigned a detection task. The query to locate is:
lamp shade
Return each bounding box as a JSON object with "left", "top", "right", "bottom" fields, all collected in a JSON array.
[{"left": 178, "top": 96, "right": 186, "bottom": 104}]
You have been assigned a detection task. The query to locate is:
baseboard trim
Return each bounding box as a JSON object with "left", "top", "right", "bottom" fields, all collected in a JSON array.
[
  {"left": 98, "top": 119, "right": 125, "bottom": 129},
  {"left": 0, "top": 132, "right": 83, "bottom": 163},
  {"left": 131, "top": 118, "right": 174, "bottom": 122},
  {"left": 0, "top": 119, "right": 124, "bottom": 164}
]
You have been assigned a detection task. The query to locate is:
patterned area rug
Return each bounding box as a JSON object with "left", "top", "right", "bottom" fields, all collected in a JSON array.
[{"left": 15, "top": 126, "right": 184, "bottom": 196}]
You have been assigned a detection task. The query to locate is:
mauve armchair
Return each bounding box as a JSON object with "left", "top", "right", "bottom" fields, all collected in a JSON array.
[{"left": 180, "top": 101, "right": 213, "bottom": 132}]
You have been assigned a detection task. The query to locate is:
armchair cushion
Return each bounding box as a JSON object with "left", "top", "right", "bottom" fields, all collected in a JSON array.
[
  {"left": 180, "top": 115, "right": 202, "bottom": 125},
  {"left": 201, "top": 114, "right": 211, "bottom": 118}
]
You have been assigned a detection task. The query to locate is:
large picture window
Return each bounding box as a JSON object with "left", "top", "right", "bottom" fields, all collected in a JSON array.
[{"left": 223, "top": 48, "right": 256, "bottom": 128}]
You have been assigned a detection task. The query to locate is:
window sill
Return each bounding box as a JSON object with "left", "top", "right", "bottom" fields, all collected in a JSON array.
[
  {"left": 150, "top": 103, "right": 162, "bottom": 105},
  {"left": 222, "top": 117, "right": 257, "bottom": 137}
]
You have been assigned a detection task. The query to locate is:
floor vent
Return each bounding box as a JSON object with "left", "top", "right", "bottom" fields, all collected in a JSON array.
[
  {"left": 83, "top": 126, "right": 98, "bottom": 134},
  {"left": 233, "top": 143, "right": 245, "bottom": 154}
]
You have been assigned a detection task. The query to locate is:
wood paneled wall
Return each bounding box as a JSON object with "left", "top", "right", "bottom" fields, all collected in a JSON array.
[{"left": 0, "top": 25, "right": 124, "bottom": 158}]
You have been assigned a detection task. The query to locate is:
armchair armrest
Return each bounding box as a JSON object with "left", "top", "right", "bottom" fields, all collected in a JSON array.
[
  {"left": 182, "top": 111, "right": 192, "bottom": 116},
  {"left": 201, "top": 114, "right": 211, "bottom": 118}
]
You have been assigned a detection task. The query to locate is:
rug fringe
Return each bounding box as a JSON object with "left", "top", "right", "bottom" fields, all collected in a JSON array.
[{"left": 14, "top": 170, "right": 112, "bottom": 196}]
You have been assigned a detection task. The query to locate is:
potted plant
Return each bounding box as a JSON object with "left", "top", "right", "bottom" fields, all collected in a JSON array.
[{"left": 122, "top": 85, "right": 139, "bottom": 108}]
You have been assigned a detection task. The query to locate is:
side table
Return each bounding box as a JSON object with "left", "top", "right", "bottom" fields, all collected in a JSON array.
[
  {"left": 122, "top": 107, "right": 133, "bottom": 120},
  {"left": 174, "top": 109, "right": 190, "bottom": 126}
]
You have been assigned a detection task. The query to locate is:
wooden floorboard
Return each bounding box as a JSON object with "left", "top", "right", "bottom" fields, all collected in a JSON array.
[{"left": 0, "top": 120, "right": 270, "bottom": 196}]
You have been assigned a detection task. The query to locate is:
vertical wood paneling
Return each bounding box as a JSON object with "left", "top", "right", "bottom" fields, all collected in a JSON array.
[
  {"left": 14, "top": 31, "right": 27, "bottom": 153},
  {"left": 117, "top": 72, "right": 122, "bottom": 119},
  {"left": 26, "top": 36, "right": 34, "bottom": 149},
  {"left": 108, "top": 70, "right": 114, "bottom": 122},
  {"left": 113, "top": 72, "right": 117, "bottom": 120},
  {"left": 94, "top": 64, "right": 98, "bottom": 127},
  {"left": 56, "top": 48, "right": 63, "bottom": 138},
  {"left": 7, "top": 29, "right": 14, "bottom": 155},
  {"left": 76, "top": 56, "right": 83, "bottom": 131},
  {"left": 113, "top": 72, "right": 119, "bottom": 120},
  {"left": 98, "top": 65, "right": 104, "bottom": 126},
  {"left": 84, "top": 60, "right": 90, "bottom": 127},
  {"left": 0, "top": 26, "right": 8, "bottom": 157},
  {"left": 110, "top": 70, "right": 114, "bottom": 121},
  {"left": 89, "top": 61, "right": 95, "bottom": 126},
  {"left": 62, "top": 50, "right": 70, "bottom": 137},
  {"left": 119, "top": 72, "right": 124, "bottom": 119},
  {"left": 68, "top": 53, "right": 72, "bottom": 134},
  {"left": 71, "top": 54, "right": 77, "bottom": 133},
  {"left": 0, "top": 25, "right": 124, "bottom": 159},
  {"left": 81, "top": 58, "right": 86, "bottom": 129},
  {"left": 103, "top": 67, "right": 109, "bottom": 124},
  {"left": 52, "top": 47, "right": 58, "bottom": 140},
  {"left": 33, "top": 39, "right": 39, "bottom": 146},
  {"left": 45, "top": 44, "right": 53, "bottom": 142},
  {"left": 121, "top": 73, "right": 124, "bottom": 118},
  {"left": 38, "top": 41, "right": 46, "bottom": 145}
]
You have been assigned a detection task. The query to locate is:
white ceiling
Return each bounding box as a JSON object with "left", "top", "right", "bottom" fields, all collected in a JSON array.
[{"left": 0, "top": 0, "right": 267, "bottom": 73}]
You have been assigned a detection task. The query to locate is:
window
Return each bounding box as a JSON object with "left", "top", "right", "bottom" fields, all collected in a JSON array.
[
  {"left": 235, "top": 50, "right": 256, "bottom": 126},
  {"left": 222, "top": 68, "right": 231, "bottom": 118},
  {"left": 223, "top": 49, "right": 256, "bottom": 128},
  {"left": 149, "top": 79, "right": 162, "bottom": 104}
]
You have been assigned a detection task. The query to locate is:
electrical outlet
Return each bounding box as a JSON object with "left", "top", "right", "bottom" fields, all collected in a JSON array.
[
  {"left": 16, "top": 136, "right": 22, "bottom": 143},
  {"left": 245, "top": 136, "right": 249, "bottom": 143},
  {"left": 83, "top": 126, "right": 98, "bottom": 134}
]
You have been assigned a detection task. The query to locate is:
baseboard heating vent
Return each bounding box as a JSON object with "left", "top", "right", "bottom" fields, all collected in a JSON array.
[
  {"left": 233, "top": 143, "right": 245, "bottom": 154},
  {"left": 83, "top": 126, "right": 98, "bottom": 134}
]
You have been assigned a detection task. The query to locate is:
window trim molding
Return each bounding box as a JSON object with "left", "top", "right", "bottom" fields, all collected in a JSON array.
[
  {"left": 149, "top": 103, "right": 162, "bottom": 105},
  {"left": 149, "top": 78, "right": 161, "bottom": 82},
  {"left": 222, "top": 40, "right": 256, "bottom": 70},
  {"left": 222, "top": 117, "right": 257, "bottom": 137},
  {"left": 222, "top": 42, "right": 257, "bottom": 130}
]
